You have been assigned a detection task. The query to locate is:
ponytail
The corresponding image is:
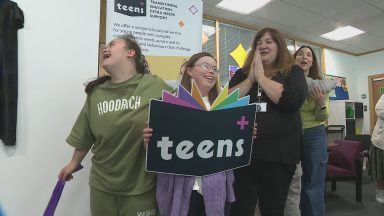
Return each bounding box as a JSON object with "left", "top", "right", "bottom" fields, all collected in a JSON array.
[
  {"left": 116, "top": 34, "right": 151, "bottom": 75},
  {"left": 85, "top": 76, "right": 111, "bottom": 94}
]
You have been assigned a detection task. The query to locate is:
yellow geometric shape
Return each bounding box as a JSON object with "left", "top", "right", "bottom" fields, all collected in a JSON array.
[
  {"left": 230, "top": 43, "right": 248, "bottom": 67},
  {"left": 202, "top": 32, "right": 209, "bottom": 45},
  {"left": 179, "top": 21, "right": 185, "bottom": 27},
  {"left": 191, "top": 80, "right": 207, "bottom": 110},
  {"left": 210, "top": 84, "right": 229, "bottom": 110}
]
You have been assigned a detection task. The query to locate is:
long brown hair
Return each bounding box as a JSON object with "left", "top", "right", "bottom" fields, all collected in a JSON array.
[
  {"left": 243, "top": 27, "right": 294, "bottom": 77},
  {"left": 85, "top": 34, "right": 148, "bottom": 94},
  {"left": 180, "top": 52, "right": 220, "bottom": 104},
  {"left": 294, "top": 45, "right": 322, "bottom": 80}
]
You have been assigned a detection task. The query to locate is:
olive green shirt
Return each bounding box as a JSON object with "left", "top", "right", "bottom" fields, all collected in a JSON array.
[{"left": 66, "top": 73, "right": 172, "bottom": 195}]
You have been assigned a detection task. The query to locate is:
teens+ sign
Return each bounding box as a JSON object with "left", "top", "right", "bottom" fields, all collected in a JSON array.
[{"left": 146, "top": 100, "right": 256, "bottom": 176}]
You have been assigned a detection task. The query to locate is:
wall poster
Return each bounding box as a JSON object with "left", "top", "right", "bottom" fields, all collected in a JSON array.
[
  {"left": 324, "top": 74, "right": 349, "bottom": 100},
  {"left": 106, "top": 0, "right": 203, "bottom": 80}
]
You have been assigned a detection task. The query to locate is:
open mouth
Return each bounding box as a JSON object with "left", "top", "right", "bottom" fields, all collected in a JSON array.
[
  {"left": 204, "top": 75, "right": 214, "bottom": 80},
  {"left": 103, "top": 54, "right": 111, "bottom": 59},
  {"left": 300, "top": 61, "right": 308, "bottom": 65}
]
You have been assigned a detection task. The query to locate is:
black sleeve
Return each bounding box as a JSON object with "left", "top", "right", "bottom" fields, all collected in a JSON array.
[
  {"left": 229, "top": 68, "right": 247, "bottom": 88},
  {"left": 14, "top": 3, "right": 24, "bottom": 29},
  {"left": 276, "top": 65, "right": 308, "bottom": 111}
]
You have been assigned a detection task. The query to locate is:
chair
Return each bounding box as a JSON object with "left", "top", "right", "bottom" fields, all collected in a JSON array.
[
  {"left": 344, "top": 134, "right": 372, "bottom": 152},
  {"left": 344, "top": 134, "right": 372, "bottom": 164},
  {"left": 326, "top": 125, "right": 345, "bottom": 146},
  {"left": 326, "top": 139, "right": 363, "bottom": 202}
]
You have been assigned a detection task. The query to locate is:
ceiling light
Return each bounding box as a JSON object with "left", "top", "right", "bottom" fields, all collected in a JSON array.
[
  {"left": 320, "top": 26, "right": 365, "bottom": 41},
  {"left": 287, "top": 45, "right": 295, "bottom": 53},
  {"left": 202, "top": 25, "right": 216, "bottom": 38},
  {"left": 216, "top": 0, "right": 273, "bottom": 14}
]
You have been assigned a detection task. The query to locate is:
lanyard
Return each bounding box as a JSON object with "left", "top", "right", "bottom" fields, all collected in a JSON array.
[{"left": 257, "top": 84, "right": 262, "bottom": 102}]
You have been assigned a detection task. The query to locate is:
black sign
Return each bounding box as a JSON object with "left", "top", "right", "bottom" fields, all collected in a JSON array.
[
  {"left": 114, "top": 0, "right": 146, "bottom": 17},
  {"left": 146, "top": 100, "right": 256, "bottom": 176}
]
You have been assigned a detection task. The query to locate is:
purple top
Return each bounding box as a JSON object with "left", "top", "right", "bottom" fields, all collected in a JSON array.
[{"left": 156, "top": 171, "right": 235, "bottom": 216}]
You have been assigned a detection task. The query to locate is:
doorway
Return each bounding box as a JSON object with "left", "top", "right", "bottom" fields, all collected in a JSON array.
[{"left": 368, "top": 73, "right": 384, "bottom": 132}]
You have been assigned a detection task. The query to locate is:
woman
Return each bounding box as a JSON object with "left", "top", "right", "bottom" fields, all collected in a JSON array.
[
  {"left": 284, "top": 46, "right": 335, "bottom": 216},
  {"left": 294, "top": 45, "right": 329, "bottom": 216},
  {"left": 143, "top": 52, "right": 250, "bottom": 216},
  {"left": 370, "top": 94, "right": 384, "bottom": 204},
  {"left": 228, "top": 27, "right": 308, "bottom": 216},
  {"left": 59, "top": 34, "right": 172, "bottom": 216}
]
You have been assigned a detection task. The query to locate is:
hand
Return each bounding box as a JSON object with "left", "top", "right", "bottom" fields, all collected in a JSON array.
[
  {"left": 58, "top": 161, "right": 79, "bottom": 181},
  {"left": 311, "top": 86, "right": 326, "bottom": 107},
  {"left": 251, "top": 50, "right": 265, "bottom": 82},
  {"left": 143, "top": 122, "right": 153, "bottom": 150},
  {"left": 246, "top": 60, "right": 256, "bottom": 84},
  {"left": 252, "top": 123, "right": 258, "bottom": 140}
]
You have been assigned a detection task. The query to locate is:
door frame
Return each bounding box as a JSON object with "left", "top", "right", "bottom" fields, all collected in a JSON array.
[{"left": 368, "top": 73, "right": 384, "bottom": 132}]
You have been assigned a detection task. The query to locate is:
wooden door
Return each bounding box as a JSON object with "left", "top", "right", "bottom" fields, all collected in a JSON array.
[{"left": 369, "top": 74, "right": 384, "bottom": 132}]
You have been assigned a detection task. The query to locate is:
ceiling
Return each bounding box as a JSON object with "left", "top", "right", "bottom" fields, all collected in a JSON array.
[{"left": 203, "top": 0, "right": 384, "bottom": 55}]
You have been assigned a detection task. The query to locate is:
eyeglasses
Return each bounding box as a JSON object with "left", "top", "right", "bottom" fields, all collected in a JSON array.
[{"left": 194, "top": 62, "right": 219, "bottom": 73}]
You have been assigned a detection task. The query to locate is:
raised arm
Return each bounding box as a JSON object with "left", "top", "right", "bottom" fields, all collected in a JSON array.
[
  {"left": 251, "top": 50, "right": 284, "bottom": 103},
  {"left": 306, "top": 77, "right": 336, "bottom": 93},
  {"left": 276, "top": 65, "right": 308, "bottom": 111}
]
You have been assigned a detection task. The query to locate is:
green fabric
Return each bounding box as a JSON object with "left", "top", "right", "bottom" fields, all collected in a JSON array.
[
  {"left": 369, "top": 145, "right": 384, "bottom": 181},
  {"left": 66, "top": 73, "right": 172, "bottom": 195},
  {"left": 90, "top": 186, "right": 158, "bottom": 216},
  {"left": 300, "top": 95, "right": 330, "bottom": 129}
]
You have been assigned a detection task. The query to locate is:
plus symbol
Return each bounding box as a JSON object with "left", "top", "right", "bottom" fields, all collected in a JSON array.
[{"left": 236, "top": 116, "right": 249, "bottom": 130}]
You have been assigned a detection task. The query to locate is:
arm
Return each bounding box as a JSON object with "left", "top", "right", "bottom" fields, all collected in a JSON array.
[
  {"left": 229, "top": 77, "right": 254, "bottom": 98},
  {"left": 306, "top": 77, "right": 336, "bottom": 93},
  {"left": 143, "top": 126, "right": 153, "bottom": 150},
  {"left": 249, "top": 49, "right": 284, "bottom": 103},
  {"left": 314, "top": 94, "right": 330, "bottom": 122},
  {"left": 60, "top": 97, "right": 93, "bottom": 181},
  {"left": 376, "top": 95, "right": 384, "bottom": 120},
  {"left": 275, "top": 65, "right": 308, "bottom": 111},
  {"left": 229, "top": 65, "right": 255, "bottom": 97},
  {"left": 59, "top": 148, "right": 88, "bottom": 181},
  {"left": 257, "top": 76, "right": 284, "bottom": 104}
]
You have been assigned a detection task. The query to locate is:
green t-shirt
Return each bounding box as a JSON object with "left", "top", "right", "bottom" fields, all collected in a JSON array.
[{"left": 66, "top": 73, "right": 172, "bottom": 195}]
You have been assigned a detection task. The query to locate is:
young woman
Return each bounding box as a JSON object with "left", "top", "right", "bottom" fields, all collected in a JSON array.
[
  {"left": 284, "top": 45, "right": 335, "bottom": 216},
  {"left": 228, "top": 27, "right": 308, "bottom": 216},
  {"left": 143, "top": 52, "right": 254, "bottom": 216},
  {"left": 58, "top": 34, "right": 172, "bottom": 216},
  {"left": 294, "top": 45, "right": 330, "bottom": 216}
]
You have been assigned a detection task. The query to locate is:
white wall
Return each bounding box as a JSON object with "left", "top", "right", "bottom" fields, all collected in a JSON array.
[
  {"left": 324, "top": 49, "right": 384, "bottom": 133},
  {"left": 356, "top": 50, "right": 384, "bottom": 132},
  {"left": 323, "top": 49, "right": 368, "bottom": 132},
  {"left": 0, "top": 1, "right": 100, "bottom": 215},
  {"left": 324, "top": 49, "right": 359, "bottom": 101}
]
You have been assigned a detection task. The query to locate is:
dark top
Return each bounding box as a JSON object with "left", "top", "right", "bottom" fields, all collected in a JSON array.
[
  {"left": 229, "top": 65, "right": 308, "bottom": 165},
  {"left": 0, "top": 0, "right": 24, "bottom": 146}
]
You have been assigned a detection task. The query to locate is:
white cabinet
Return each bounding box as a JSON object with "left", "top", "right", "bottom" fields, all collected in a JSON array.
[{"left": 328, "top": 100, "right": 364, "bottom": 136}]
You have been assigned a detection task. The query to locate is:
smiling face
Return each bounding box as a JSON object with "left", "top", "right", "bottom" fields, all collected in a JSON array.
[
  {"left": 102, "top": 38, "right": 134, "bottom": 73},
  {"left": 186, "top": 56, "right": 218, "bottom": 96},
  {"left": 256, "top": 32, "right": 278, "bottom": 68},
  {"left": 295, "top": 47, "right": 313, "bottom": 76}
]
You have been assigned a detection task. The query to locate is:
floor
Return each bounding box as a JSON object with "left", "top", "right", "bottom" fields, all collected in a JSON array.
[{"left": 325, "top": 171, "right": 384, "bottom": 216}]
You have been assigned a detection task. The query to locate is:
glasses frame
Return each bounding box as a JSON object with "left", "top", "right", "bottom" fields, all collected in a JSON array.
[{"left": 194, "top": 62, "right": 220, "bottom": 74}]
